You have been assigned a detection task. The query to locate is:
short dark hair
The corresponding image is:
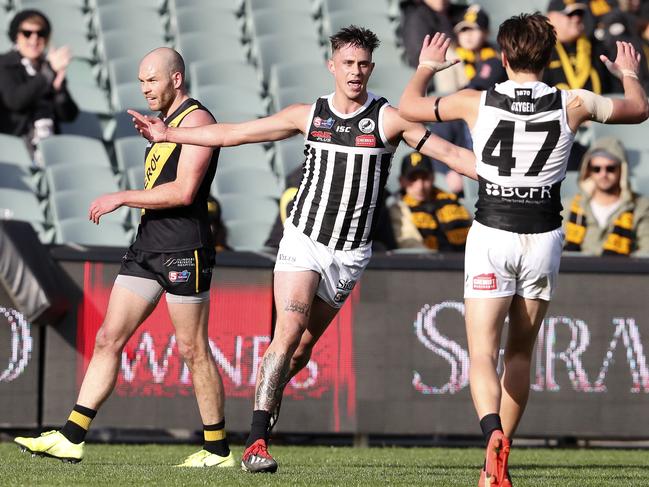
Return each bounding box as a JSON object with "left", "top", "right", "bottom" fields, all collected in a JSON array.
[
  {"left": 497, "top": 13, "right": 556, "bottom": 73},
  {"left": 9, "top": 9, "right": 51, "bottom": 42},
  {"left": 329, "top": 25, "right": 380, "bottom": 55}
]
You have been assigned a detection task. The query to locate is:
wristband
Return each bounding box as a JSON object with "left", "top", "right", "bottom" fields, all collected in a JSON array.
[
  {"left": 434, "top": 97, "right": 443, "bottom": 122},
  {"left": 415, "top": 130, "right": 432, "bottom": 151},
  {"left": 621, "top": 69, "right": 639, "bottom": 80}
]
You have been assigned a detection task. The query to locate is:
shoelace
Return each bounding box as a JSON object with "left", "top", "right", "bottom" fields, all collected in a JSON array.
[{"left": 248, "top": 441, "right": 271, "bottom": 460}]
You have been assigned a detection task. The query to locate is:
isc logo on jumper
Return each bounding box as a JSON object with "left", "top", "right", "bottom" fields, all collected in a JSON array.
[{"left": 169, "top": 270, "right": 191, "bottom": 283}]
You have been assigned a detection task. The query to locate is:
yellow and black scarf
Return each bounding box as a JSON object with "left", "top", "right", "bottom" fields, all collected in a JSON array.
[
  {"left": 403, "top": 191, "right": 471, "bottom": 251},
  {"left": 547, "top": 36, "right": 602, "bottom": 93},
  {"left": 456, "top": 46, "right": 499, "bottom": 82},
  {"left": 564, "top": 194, "right": 634, "bottom": 255}
]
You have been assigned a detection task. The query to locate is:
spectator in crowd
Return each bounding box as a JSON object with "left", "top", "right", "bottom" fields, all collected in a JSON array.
[
  {"left": 452, "top": 5, "right": 507, "bottom": 91},
  {"left": 564, "top": 137, "right": 649, "bottom": 256},
  {"left": 544, "top": 0, "right": 613, "bottom": 93},
  {"left": 0, "top": 9, "right": 78, "bottom": 157},
  {"left": 207, "top": 195, "right": 230, "bottom": 252},
  {"left": 389, "top": 151, "right": 471, "bottom": 251}
]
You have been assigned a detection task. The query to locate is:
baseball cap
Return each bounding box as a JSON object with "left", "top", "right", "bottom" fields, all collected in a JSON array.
[
  {"left": 401, "top": 152, "right": 434, "bottom": 178},
  {"left": 454, "top": 5, "right": 489, "bottom": 33},
  {"left": 547, "top": 0, "right": 588, "bottom": 15}
]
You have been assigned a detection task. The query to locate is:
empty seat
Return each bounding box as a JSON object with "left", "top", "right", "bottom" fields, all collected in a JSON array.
[
  {"left": 322, "top": 0, "right": 391, "bottom": 16},
  {"left": 245, "top": 0, "right": 313, "bottom": 14},
  {"left": 274, "top": 86, "right": 326, "bottom": 111},
  {"left": 59, "top": 111, "right": 104, "bottom": 139},
  {"left": 254, "top": 34, "right": 325, "bottom": 84},
  {"left": 67, "top": 83, "right": 112, "bottom": 115},
  {"left": 216, "top": 144, "right": 271, "bottom": 171},
  {"left": 248, "top": 9, "right": 318, "bottom": 41},
  {"left": 0, "top": 134, "right": 34, "bottom": 168},
  {"left": 0, "top": 163, "right": 38, "bottom": 192},
  {"left": 369, "top": 63, "right": 414, "bottom": 103},
  {"left": 274, "top": 137, "right": 305, "bottom": 179},
  {"left": 176, "top": 32, "right": 248, "bottom": 66},
  {"left": 94, "top": 4, "right": 165, "bottom": 39},
  {"left": 268, "top": 61, "right": 331, "bottom": 101},
  {"left": 49, "top": 188, "right": 130, "bottom": 224},
  {"left": 46, "top": 163, "right": 119, "bottom": 193},
  {"left": 174, "top": 6, "right": 241, "bottom": 38},
  {"left": 210, "top": 109, "right": 259, "bottom": 123},
  {"left": 189, "top": 60, "right": 261, "bottom": 94},
  {"left": 0, "top": 188, "right": 46, "bottom": 223},
  {"left": 39, "top": 135, "right": 112, "bottom": 168},
  {"left": 107, "top": 57, "right": 142, "bottom": 89},
  {"left": 99, "top": 31, "right": 163, "bottom": 63},
  {"left": 55, "top": 218, "right": 131, "bottom": 246},
  {"left": 108, "top": 111, "right": 154, "bottom": 140},
  {"left": 195, "top": 85, "right": 266, "bottom": 116},
  {"left": 114, "top": 136, "right": 147, "bottom": 171},
  {"left": 224, "top": 219, "right": 274, "bottom": 250},
  {"left": 112, "top": 82, "right": 149, "bottom": 112},
  {"left": 214, "top": 167, "right": 281, "bottom": 197},
  {"left": 218, "top": 193, "right": 278, "bottom": 222},
  {"left": 324, "top": 11, "right": 395, "bottom": 40}
]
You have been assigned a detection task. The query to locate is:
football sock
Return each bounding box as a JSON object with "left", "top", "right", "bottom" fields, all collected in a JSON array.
[
  {"left": 245, "top": 410, "right": 271, "bottom": 448},
  {"left": 60, "top": 404, "right": 97, "bottom": 444},
  {"left": 203, "top": 420, "right": 230, "bottom": 456},
  {"left": 479, "top": 413, "right": 503, "bottom": 445}
]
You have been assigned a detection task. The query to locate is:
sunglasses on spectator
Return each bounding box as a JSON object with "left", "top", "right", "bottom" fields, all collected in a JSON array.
[
  {"left": 590, "top": 165, "right": 619, "bottom": 174},
  {"left": 19, "top": 29, "right": 47, "bottom": 39},
  {"left": 566, "top": 10, "right": 585, "bottom": 18}
]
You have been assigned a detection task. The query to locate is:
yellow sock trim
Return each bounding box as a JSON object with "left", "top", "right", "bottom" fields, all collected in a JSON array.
[
  {"left": 204, "top": 429, "right": 226, "bottom": 442},
  {"left": 69, "top": 410, "right": 92, "bottom": 430}
]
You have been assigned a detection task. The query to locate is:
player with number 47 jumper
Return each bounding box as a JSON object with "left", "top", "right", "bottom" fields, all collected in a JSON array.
[{"left": 399, "top": 14, "right": 648, "bottom": 487}]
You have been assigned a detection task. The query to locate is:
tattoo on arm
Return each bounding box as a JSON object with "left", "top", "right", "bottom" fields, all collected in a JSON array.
[
  {"left": 284, "top": 299, "right": 310, "bottom": 317},
  {"left": 255, "top": 352, "right": 291, "bottom": 411}
]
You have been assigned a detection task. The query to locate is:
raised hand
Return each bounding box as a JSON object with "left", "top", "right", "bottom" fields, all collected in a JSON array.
[
  {"left": 600, "top": 41, "right": 641, "bottom": 80},
  {"left": 127, "top": 109, "right": 167, "bottom": 142},
  {"left": 418, "top": 32, "right": 459, "bottom": 72},
  {"left": 47, "top": 45, "right": 72, "bottom": 73}
]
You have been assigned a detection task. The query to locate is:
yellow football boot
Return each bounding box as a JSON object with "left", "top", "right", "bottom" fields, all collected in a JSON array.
[
  {"left": 175, "top": 449, "right": 236, "bottom": 468},
  {"left": 15, "top": 430, "right": 84, "bottom": 463}
]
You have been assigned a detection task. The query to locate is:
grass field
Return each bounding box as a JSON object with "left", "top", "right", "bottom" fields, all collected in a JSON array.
[{"left": 2, "top": 442, "right": 648, "bottom": 486}]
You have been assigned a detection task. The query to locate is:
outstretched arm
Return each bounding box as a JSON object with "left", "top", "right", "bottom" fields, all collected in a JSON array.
[
  {"left": 601, "top": 41, "right": 649, "bottom": 124},
  {"left": 128, "top": 103, "right": 311, "bottom": 147},
  {"left": 399, "top": 33, "right": 480, "bottom": 126},
  {"left": 384, "top": 106, "right": 476, "bottom": 180}
]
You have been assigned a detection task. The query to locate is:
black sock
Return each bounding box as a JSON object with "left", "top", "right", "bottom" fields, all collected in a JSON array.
[
  {"left": 479, "top": 413, "right": 503, "bottom": 445},
  {"left": 203, "top": 420, "right": 230, "bottom": 456},
  {"left": 60, "top": 404, "right": 97, "bottom": 444},
  {"left": 245, "top": 410, "right": 271, "bottom": 448}
]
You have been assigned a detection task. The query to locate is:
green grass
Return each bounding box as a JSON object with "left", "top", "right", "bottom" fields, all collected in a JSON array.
[{"left": 1, "top": 442, "right": 648, "bottom": 486}]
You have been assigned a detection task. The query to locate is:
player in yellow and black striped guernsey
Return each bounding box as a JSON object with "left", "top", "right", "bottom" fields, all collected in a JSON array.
[{"left": 14, "top": 48, "right": 235, "bottom": 468}]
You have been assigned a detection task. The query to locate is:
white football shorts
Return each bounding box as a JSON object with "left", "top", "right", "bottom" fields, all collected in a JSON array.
[
  {"left": 274, "top": 223, "right": 372, "bottom": 308},
  {"left": 464, "top": 220, "right": 564, "bottom": 301}
]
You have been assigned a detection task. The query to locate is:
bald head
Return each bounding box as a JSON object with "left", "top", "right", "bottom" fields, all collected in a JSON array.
[
  {"left": 141, "top": 47, "right": 185, "bottom": 78},
  {"left": 138, "top": 47, "right": 187, "bottom": 113}
]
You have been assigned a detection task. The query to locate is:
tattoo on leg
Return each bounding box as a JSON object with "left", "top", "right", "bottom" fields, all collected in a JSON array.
[
  {"left": 284, "top": 299, "right": 310, "bottom": 317},
  {"left": 255, "top": 352, "right": 291, "bottom": 411}
]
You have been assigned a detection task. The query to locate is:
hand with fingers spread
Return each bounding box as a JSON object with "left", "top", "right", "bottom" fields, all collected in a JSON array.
[
  {"left": 127, "top": 109, "right": 167, "bottom": 142},
  {"left": 418, "top": 32, "right": 460, "bottom": 73},
  {"left": 600, "top": 41, "right": 641, "bottom": 80},
  {"left": 88, "top": 193, "right": 123, "bottom": 225}
]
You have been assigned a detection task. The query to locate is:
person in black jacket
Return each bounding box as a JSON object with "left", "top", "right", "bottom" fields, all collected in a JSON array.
[{"left": 0, "top": 9, "right": 78, "bottom": 158}]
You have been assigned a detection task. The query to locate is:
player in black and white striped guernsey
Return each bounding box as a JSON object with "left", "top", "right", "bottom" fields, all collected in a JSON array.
[
  {"left": 130, "top": 26, "right": 477, "bottom": 473},
  {"left": 400, "top": 16, "right": 649, "bottom": 487}
]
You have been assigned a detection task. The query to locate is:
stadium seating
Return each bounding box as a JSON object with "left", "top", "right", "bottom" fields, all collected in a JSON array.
[
  {"left": 218, "top": 193, "right": 278, "bottom": 222},
  {"left": 592, "top": 121, "right": 649, "bottom": 151},
  {"left": 176, "top": 32, "right": 248, "bottom": 67},
  {"left": 107, "top": 57, "right": 142, "bottom": 90},
  {"left": 114, "top": 136, "right": 147, "bottom": 172},
  {"left": 54, "top": 218, "right": 132, "bottom": 246},
  {"left": 0, "top": 188, "right": 46, "bottom": 224},
  {"left": 247, "top": 9, "right": 318, "bottom": 42},
  {"left": 189, "top": 60, "right": 261, "bottom": 95},
  {"left": 268, "top": 62, "right": 331, "bottom": 108},
  {"left": 49, "top": 188, "right": 130, "bottom": 224},
  {"left": 126, "top": 166, "right": 143, "bottom": 190},
  {"left": 223, "top": 218, "right": 274, "bottom": 250},
  {"left": 194, "top": 85, "right": 267, "bottom": 117},
  {"left": 0, "top": 163, "right": 38, "bottom": 193},
  {"left": 273, "top": 137, "right": 305, "bottom": 179},
  {"left": 45, "top": 163, "right": 119, "bottom": 193},
  {"left": 216, "top": 144, "right": 271, "bottom": 172},
  {"left": 108, "top": 111, "right": 152, "bottom": 140},
  {"left": 173, "top": 6, "right": 241, "bottom": 38},
  {"left": 98, "top": 32, "right": 163, "bottom": 64},
  {"left": 0, "top": 134, "right": 34, "bottom": 169},
  {"left": 253, "top": 34, "right": 326, "bottom": 84},
  {"left": 213, "top": 167, "right": 281, "bottom": 198},
  {"left": 112, "top": 82, "right": 150, "bottom": 112},
  {"left": 245, "top": 0, "right": 313, "bottom": 15},
  {"left": 94, "top": 4, "right": 166, "bottom": 40},
  {"left": 38, "top": 135, "right": 112, "bottom": 168}
]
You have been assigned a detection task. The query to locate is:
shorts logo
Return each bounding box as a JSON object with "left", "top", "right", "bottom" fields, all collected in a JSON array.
[
  {"left": 358, "top": 118, "right": 375, "bottom": 134},
  {"left": 334, "top": 279, "right": 356, "bottom": 303},
  {"left": 473, "top": 273, "right": 497, "bottom": 291},
  {"left": 169, "top": 270, "right": 191, "bottom": 283},
  {"left": 355, "top": 135, "right": 376, "bottom": 147},
  {"left": 164, "top": 257, "right": 195, "bottom": 267},
  {"left": 311, "top": 130, "right": 332, "bottom": 142},
  {"left": 313, "top": 116, "right": 334, "bottom": 129},
  {"left": 278, "top": 253, "right": 296, "bottom": 263}
]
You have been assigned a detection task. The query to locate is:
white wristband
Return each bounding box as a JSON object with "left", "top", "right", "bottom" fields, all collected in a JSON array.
[
  {"left": 621, "top": 69, "right": 639, "bottom": 80},
  {"left": 418, "top": 59, "right": 456, "bottom": 74}
]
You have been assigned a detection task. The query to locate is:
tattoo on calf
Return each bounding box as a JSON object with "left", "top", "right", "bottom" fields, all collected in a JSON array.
[
  {"left": 284, "top": 299, "right": 310, "bottom": 317},
  {"left": 255, "top": 352, "right": 291, "bottom": 411}
]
